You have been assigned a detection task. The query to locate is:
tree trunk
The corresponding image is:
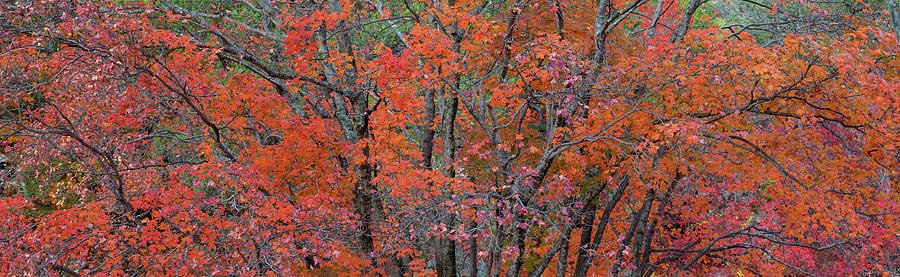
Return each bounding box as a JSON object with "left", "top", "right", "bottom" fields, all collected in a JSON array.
[
  {"left": 610, "top": 189, "right": 655, "bottom": 276},
  {"left": 435, "top": 89, "right": 459, "bottom": 277},
  {"left": 571, "top": 202, "right": 599, "bottom": 277},
  {"left": 889, "top": 0, "right": 900, "bottom": 47},
  {"left": 670, "top": 0, "right": 707, "bottom": 43},
  {"left": 573, "top": 177, "right": 630, "bottom": 277},
  {"left": 468, "top": 220, "right": 479, "bottom": 276},
  {"left": 593, "top": 0, "right": 611, "bottom": 66}
]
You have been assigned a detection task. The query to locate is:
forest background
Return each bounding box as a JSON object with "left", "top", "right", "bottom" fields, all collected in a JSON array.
[{"left": 1, "top": 0, "right": 900, "bottom": 276}]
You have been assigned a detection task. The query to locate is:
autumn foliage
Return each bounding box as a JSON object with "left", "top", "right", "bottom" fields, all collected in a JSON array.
[{"left": 1, "top": 0, "right": 899, "bottom": 276}]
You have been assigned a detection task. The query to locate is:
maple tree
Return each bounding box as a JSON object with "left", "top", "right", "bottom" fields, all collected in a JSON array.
[{"left": 1, "top": 0, "right": 899, "bottom": 276}]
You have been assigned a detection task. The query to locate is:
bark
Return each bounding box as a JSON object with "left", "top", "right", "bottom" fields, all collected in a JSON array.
[
  {"left": 498, "top": 1, "right": 522, "bottom": 79},
  {"left": 610, "top": 189, "right": 655, "bottom": 276},
  {"left": 420, "top": 89, "right": 437, "bottom": 168},
  {"left": 889, "top": 0, "right": 900, "bottom": 48},
  {"left": 319, "top": 0, "right": 391, "bottom": 273},
  {"left": 629, "top": 206, "right": 650, "bottom": 275},
  {"left": 571, "top": 202, "right": 599, "bottom": 277},
  {"left": 554, "top": 0, "right": 565, "bottom": 39},
  {"left": 527, "top": 221, "right": 574, "bottom": 277},
  {"left": 556, "top": 228, "right": 571, "bottom": 277},
  {"left": 486, "top": 250, "right": 495, "bottom": 277},
  {"left": 435, "top": 89, "right": 459, "bottom": 277},
  {"left": 435, "top": 235, "right": 458, "bottom": 277},
  {"left": 506, "top": 225, "right": 528, "bottom": 277},
  {"left": 351, "top": 92, "right": 385, "bottom": 273},
  {"left": 488, "top": 203, "right": 507, "bottom": 277},
  {"left": 634, "top": 172, "right": 683, "bottom": 277},
  {"left": 440, "top": 89, "right": 458, "bottom": 178},
  {"left": 670, "top": 0, "right": 707, "bottom": 43},
  {"left": 468, "top": 220, "right": 479, "bottom": 277},
  {"left": 530, "top": 183, "right": 607, "bottom": 277},
  {"left": 434, "top": 0, "right": 463, "bottom": 272},
  {"left": 647, "top": 0, "right": 666, "bottom": 39},
  {"left": 632, "top": 218, "right": 658, "bottom": 277},
  {"left": 419, "top": 89, "right": 439, "bottom": 275},
  {"left": 572, "top": 176, "right": 630, "bottom": 277},
  {"left": 490, "top": 248, "right": 502, "bottom": 277},
  {"left": 593, "top": 0, "right": 611, "bottom": 65}
]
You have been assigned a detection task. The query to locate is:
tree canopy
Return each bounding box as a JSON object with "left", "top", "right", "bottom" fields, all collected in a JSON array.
[{"left": 1, "top": 0, "right": 899, "bottom": 276}]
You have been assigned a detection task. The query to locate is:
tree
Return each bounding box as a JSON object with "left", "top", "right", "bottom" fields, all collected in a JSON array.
[{"left": 0, "top": 0, "right": 898, "bottom": 276}]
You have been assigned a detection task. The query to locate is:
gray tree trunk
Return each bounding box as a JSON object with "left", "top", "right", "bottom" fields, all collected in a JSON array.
[{"left": 889, "top": 0, "right": 900, "bottom": 47}]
